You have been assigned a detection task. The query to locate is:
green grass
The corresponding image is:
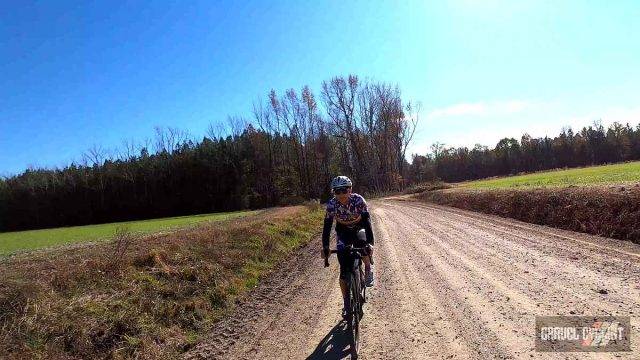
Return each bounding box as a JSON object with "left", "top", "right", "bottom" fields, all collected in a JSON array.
[
  {"left": 460, "top": 161, "right": 640, "bottom": 189},
  {"left": 0, "top": 210, "right": 258, "bottom": 255}
]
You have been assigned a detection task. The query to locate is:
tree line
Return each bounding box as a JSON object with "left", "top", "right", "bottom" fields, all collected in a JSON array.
[
  {"left": 409, "top": 121, "right": 640, "bottom": 183},
  {"left": 3, "top": 73, "right": 639, "bottom": 232},
  {"left": 0, "top": 75, "right": 418, "bottom": 231}
]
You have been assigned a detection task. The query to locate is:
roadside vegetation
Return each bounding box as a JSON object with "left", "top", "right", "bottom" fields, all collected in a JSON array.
[
  {"left": 417, "top": 185, "right": 640, "bottom": 243},
  {"left": 401, "top": 181, "right": 451, "bottom": 194},
  {"left": 0, "top": 210, "right": 256, "bottom": 256},
  {"left": 459, "top": 161, "right": 640, "bottom": 189},
  {"left": 414, "top": 161, "right": 640, "bottom": 243},
  {"left": 0, "top": 203, "right": 323, "bottom": 359}
]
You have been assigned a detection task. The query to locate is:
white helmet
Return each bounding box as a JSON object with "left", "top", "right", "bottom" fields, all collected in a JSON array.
[{"left": 330, "top": 175, "right": 352, "bottom": 189}]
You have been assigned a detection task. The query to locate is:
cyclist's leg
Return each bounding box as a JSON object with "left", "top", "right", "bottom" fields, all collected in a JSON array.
[
  {"left": 356, "top": 229, "right": 374, "bottom": 286},
  {"left": 337, "top": 230, "right": 359, "bottom": 315},
  {"left": 362, "top": 255, "right": 371, "bottom": 270},
  {"left": 356, "top": 229, "right": 371, "bottom": 268},
  {"left": 336, "top": 229, "right": 356, "bottom": 296},
  {"left": 337, "top": 250, "right": 350, "bottom": 303}
]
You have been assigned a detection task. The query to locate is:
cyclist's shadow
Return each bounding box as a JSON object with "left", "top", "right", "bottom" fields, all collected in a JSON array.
[{"left": 306, "top": 320, "right": 352, "bottom": 360}]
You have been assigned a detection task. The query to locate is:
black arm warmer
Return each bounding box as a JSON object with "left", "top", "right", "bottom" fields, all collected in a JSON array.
[
  {"left": 360, "top": 212, "right": 374, "bottom": 245},
  {"left": 322, "top": 217, "right": 333, "bottom": 248}
]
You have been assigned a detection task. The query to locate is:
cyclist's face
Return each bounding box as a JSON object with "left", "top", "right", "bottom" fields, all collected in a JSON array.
[{"left": 335, "top": 187, "right": 352, "bottom": 202}]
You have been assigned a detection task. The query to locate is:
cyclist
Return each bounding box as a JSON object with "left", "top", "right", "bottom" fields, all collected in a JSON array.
[{"left": 321, "top": 176, "right": 375, "bottom": 317}]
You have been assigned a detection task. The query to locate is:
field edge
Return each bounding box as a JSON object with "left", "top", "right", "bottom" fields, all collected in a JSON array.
[{"left": 414, "top": 185, "right": 640, "bottom": 244}]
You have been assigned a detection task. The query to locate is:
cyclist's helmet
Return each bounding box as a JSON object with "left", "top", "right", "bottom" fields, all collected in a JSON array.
[{"left": 330, "top": 175, "right": 353, "bottom": 190}]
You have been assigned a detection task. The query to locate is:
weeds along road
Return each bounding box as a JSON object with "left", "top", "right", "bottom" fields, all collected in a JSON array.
[{"left": 185, "top": 198, "right": 640, "bottom": 359}]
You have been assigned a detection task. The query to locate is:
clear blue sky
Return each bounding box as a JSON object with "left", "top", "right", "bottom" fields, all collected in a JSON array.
[{"left": 2, "top": 0, "right": 639, "bottom": 176}]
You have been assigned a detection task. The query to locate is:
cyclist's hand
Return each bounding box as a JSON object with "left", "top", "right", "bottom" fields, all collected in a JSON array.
[
  {"left": 366, "top": 244, "right": 374, "bottom": 256},
  {"left": 321, "top": 247, "right": 330, "bottom": 259}
]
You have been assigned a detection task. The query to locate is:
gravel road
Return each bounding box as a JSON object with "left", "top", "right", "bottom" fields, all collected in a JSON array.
[{"left": 185, "top": 198, "right": 640, "bottom": 359}]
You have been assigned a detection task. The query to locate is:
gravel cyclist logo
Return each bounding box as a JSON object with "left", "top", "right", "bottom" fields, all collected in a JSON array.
[
  {"left": 581, "top": 320, "right": 625, "bottom": 347},
  {"left": 535, "top": 316, "right": 631, "bottom": 352}
]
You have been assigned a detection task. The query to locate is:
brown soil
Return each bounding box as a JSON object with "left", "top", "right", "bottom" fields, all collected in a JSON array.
[{"left": 185, "top": 198, "right": 640, "bottom": 359}]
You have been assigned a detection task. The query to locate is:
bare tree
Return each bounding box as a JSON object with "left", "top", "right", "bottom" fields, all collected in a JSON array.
[
  {"left": 83, "top": 144, "right": 107, "bottom": 167},
  {"left": 154, "top": 126, "right": 167, "bottom": 153},
  {"left": 81, "top": 144, "right": 108, "bottom": 208},
  {"left": 153, "top": 126, "right": 190, "bottom": 154},
  {"left": 394, "top": 101, "right": 420, "bottom": 182},
  {"left": 431, "top": 142, "right": 445, "bottom": 160},
  {"left": 321, "top": 75, "right": 364, "bottom": 180},
  {"left": 206, "top": 121, "right": 225, "bottom": 140},
  {"left": 227, "top": 116, "right": 247, "bottom": 138},
  {"left": 119, "top": 138, "right": 138, "bottom": 161}
]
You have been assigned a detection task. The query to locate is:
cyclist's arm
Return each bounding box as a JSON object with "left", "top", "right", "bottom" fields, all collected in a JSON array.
[
  {"left": 322, "top": 216, "right": 333, "bottom": 249},
  {"left": 322, "top": 200, "right": 336, "bottom": 250},
  {"left": 322, "top": 210, "right": 334, "bottom": 249},
  {"left": 357, "top": 195, "right": 374, "bottom": 245},
  {"left": 360, "top": 212, "right": 374, "bottom": 245}
]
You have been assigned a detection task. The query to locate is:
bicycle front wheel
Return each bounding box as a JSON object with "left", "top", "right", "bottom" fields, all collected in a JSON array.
[{"left": 348, "top": 271, "right": 361, "bottom": 359}]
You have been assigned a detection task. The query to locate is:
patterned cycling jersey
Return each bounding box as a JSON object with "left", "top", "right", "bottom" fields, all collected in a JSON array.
[{"left": 325, "top": 193, "right": 368, "bottom": 228}]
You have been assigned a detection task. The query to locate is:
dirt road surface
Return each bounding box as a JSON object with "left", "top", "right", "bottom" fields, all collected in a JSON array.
[{"left": 185, "top": 198, "right": 640, "bottom": 359}]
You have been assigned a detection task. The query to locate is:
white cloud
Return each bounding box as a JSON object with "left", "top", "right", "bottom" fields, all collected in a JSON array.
[
  {"left": 555, "top": 106, "right": 640, "bottom": 130},
  {"left": 408, "top": 101, "right": 640, "bottom": 157}
]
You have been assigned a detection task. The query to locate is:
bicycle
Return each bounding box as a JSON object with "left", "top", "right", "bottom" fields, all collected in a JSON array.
[{"left": 324, "top": 245, "right": 371, "bottom": 359}]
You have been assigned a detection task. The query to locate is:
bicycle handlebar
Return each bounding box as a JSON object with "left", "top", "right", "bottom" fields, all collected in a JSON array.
[{"left": 323, "top": 246, "right": 372, "bottom": 267}]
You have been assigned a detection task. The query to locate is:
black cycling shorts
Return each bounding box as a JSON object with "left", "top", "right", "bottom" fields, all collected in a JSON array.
[{"left": 336, "top": 232, "right": 367, "bottom": 280}]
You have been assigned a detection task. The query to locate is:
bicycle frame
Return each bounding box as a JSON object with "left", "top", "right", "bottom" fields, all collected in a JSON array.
[{"left": 324, "top": 245, "right": 369, "bottom": 359}]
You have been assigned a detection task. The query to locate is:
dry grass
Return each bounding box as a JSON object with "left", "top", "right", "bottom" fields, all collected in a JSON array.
[
  {"left": 401, "top": 181, "right": 451, "bottom": 195},
  {"left": 417, "top": 185, "right": 640, "bottom": 243},
  {"left": 0, "top": 204, "right": 324, "bottom": 359}
]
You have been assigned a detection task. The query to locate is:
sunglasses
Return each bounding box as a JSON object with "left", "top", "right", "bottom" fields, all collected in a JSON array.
[{"left": 334, "top": 187, "right": 350, "bottom": 195}]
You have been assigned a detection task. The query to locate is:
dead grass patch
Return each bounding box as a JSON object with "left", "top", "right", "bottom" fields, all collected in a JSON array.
[
  {"left": 417, "top": 184, "right": 640, "bottom": 243},
  {"left": 0, "top": 204, "right": 324, "bottom": 359}
]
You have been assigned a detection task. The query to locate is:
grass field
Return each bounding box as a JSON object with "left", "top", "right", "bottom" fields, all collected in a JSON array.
[
  {"left": 0, "top": 210, "right": 257, "bottom": 255},
  {"left": 460, "top": 161, "right": 640, "bottom": 189}
]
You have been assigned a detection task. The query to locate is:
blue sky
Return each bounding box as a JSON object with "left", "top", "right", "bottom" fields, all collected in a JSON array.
[{"left": 1, "top": 0, "right": 639, "bottom": 176}]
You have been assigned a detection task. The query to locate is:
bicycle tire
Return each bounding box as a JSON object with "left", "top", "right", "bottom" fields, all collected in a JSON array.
[
  {"left": 348, "top": 269, "right": 361, "bottom": 359},
  {"left": 359, "top": 265, "right": 366, "bottom": 314}
]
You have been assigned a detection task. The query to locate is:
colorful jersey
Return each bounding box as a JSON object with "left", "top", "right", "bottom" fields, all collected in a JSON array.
[{"left": 325, "top": 193, "right": 368, "bottom": 227}]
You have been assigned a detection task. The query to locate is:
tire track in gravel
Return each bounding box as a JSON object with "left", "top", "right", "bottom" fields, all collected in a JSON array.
[
  {"left": 397, "top": 201, "right": 640, "bottom": 325},
  {"left": 185, "top": 199, "right": 640, "bottom": 359},
  {"left": 371, "top": 206, "right": 512, "bottom": 359},
  {"left": 358, "top": 210, "right": 473, "bottom": 359},
  {"left": 388, "top": 200, "right": 639, "bottom": 358},
  {"left": 400, "top": 201, "right": 640, "bottom": 312}
]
